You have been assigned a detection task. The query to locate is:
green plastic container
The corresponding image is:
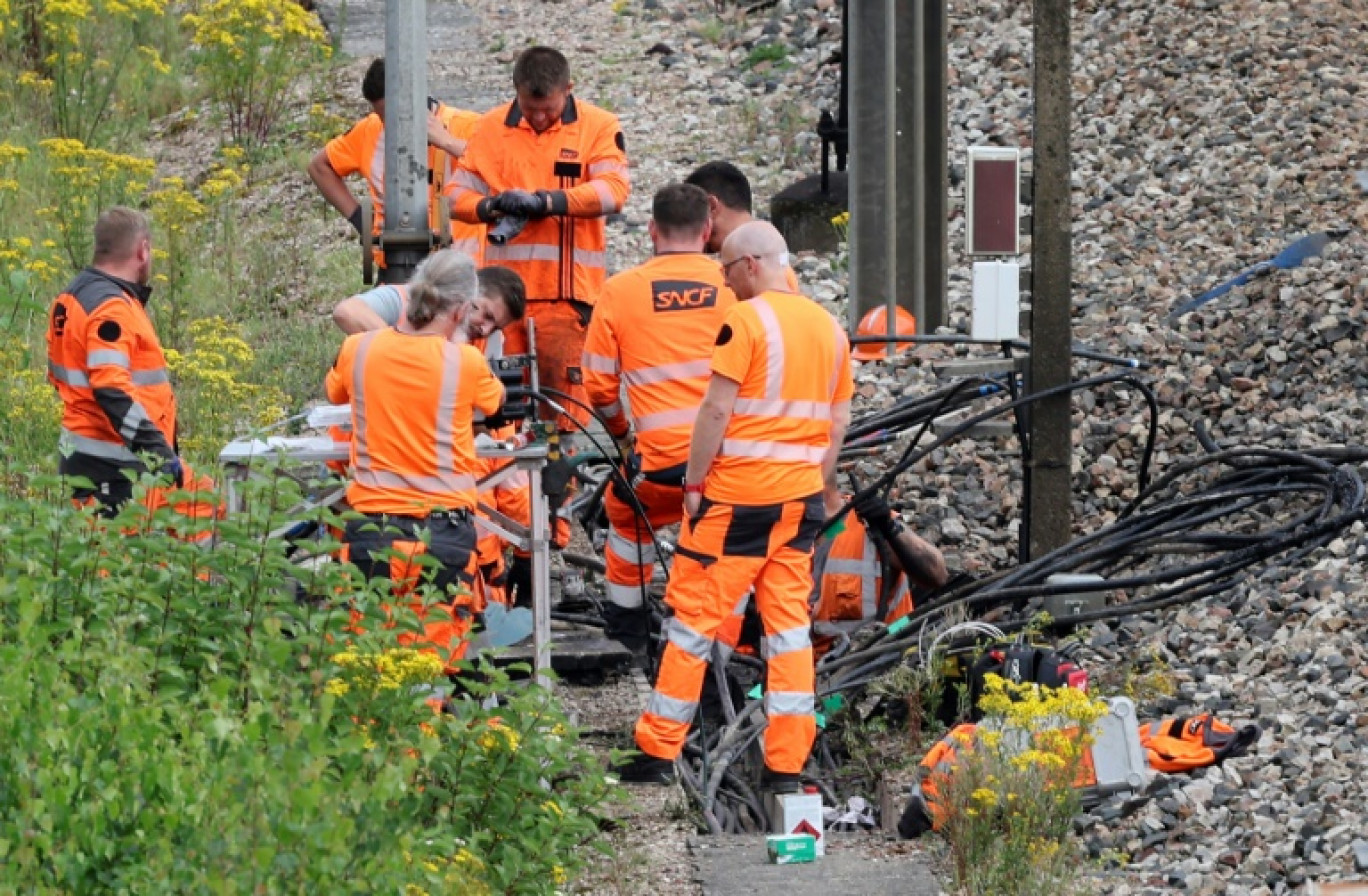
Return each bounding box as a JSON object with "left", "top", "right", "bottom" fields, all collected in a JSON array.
[{"left": 766, "top": 833, "right": 817, "bottom": 865}]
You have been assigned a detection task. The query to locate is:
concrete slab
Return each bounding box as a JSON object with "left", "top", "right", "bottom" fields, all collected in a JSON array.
[{"left": 690, "top": 834, "right": 944, "bottom": 896}]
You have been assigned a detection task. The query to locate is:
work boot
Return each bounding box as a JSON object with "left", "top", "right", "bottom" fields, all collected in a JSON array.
[
  {"left": 609, "top": 750, "right": 676, "bottom": 785},
  {"left": 759, "top": 766, "right": 803, "bottom": 795}
]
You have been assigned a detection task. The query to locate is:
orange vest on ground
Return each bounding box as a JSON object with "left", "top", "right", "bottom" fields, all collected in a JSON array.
[
  {"left": 46, "top": 268, "right": 177, "bottom": 480},
  {"left": 323, "top": 103, "right": 486, "bottom": 266},
  {"left": 325, "top": 328, "right": 503, "bottom": 515},
  {"left": 447, "top": 95, "right": 630, "bottom": 303},
  {"left": 705, "top": 290, "right": 854, "bottom": 504},
  {"left": 812, "top": 514, "right": 912, "bottom": 652},
  {"left": 582, "top": 253, "right": 736, "bottom": 471}
]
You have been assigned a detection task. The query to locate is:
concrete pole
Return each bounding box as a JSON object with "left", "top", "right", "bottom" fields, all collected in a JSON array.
[
  {"left": 922, "top": 0, "right": 949, "bottom": 331},
  {"left": 847, "top": 0, "right": 896, "bottom": 335},
  {"left": 895, "top": 0, "right": 924, "bottom": 333},
  {"left": 1026, "top": 0, "right": 1073, "bottom": 558},
  {"left": 381, "top": 0, "right": 432, "bottom": 283}
]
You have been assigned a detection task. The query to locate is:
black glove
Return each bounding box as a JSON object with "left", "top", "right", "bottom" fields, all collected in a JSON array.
[
  {"left": 534, "top": 189, "right": 568, "bottom": 216},
  {"left": 163, "top": 456, "right": 185, "bottom": 488},
  {"left": 851, "top": 489, "right": 899, "bottom": 538},
  {"left": 346, "top": 206, "right": 364, "bottom": 235},
  {"left": 492, "top": 189, "right": 546, "bottom": 219}
]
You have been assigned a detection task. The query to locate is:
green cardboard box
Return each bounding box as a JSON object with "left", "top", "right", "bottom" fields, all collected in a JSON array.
[{"left": 766, "top": 833, "right": 817, "bottom": 865}]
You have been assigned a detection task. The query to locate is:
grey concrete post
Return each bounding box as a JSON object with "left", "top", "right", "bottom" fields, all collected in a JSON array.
[
  {"left": 922, "top": 0, "right": 949, "bottom": 331},
  {"left": 895, "top": 0, "right": 924, "bottom": 331},
  {"left": 381, "top": 0, "right": 432, "bottom": 283},
  {"left": 1026, "top": 0, "right": 1073, "bottom": 557},
  {"left": 848, "top": 0, "right": 896, "bottom": 334}
]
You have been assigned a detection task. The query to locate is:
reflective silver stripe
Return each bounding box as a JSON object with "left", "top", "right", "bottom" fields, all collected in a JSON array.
[
  {"left": 574, "top": 247, "right": 606, "bottom": 270},
  {"left": 351, "top": 331, "right": 380, "bottom": 473},
  {"left": 432, "top": 342, "right": 462, "bottom": 479},
  {"left": 605, "top": 580, "right": 644, "bottom": 609},
  {"left": 731, "top": 593, "right": 751, "bottom": 616},
  {"left": 824, "top": 536, "right": 881, "bottom": 619},
  {"left": 59, "top": 427, "right": 138, "bottom": 462},
  {"left": 87, "top": 349, "right": 130, "bottom": 369},
  {"left": 495, "top": 469, "right": 529, "bottom": 491},
  {"left": 449, "top": 237, "right": 481, "bottom": 258},
  {"left": 635, "top": 407, "right": 697, "bottom": 432},
  {"left": 368, "top": 135, "right": 385, "bottom": 219},
  {"left": 582, "top": 351, "right": 619, "bottom": 374},
  {"left": 589, "top": 160, "right": 628, "bottom": 177},
  {"left": 453, "top": 169, "right": 490, "bottom": 195},
  {"left": 131, "top": 368, "right": 169, "bottom": 386},
  {"left": 720, "top": 439, "right": 827, "bottom": 464},
  {"left": 751, "top": 297, "right": 785, "bottom": 400},
  {"left": 354, "top": 469, "right": 477, "bottom": 493},
  {"left": 119, "top": 402, "right": 151, "bottom": 443},
  {"left": 592, "top": 180, "right": 618, "bottom": 213},
  {"left": 664, "top": 617, "right": 713, "bottom": 661},
  {"left": 830, "top": 316, "right": 847, "bottom": 396},
  {"left": 607, "top": 527, "right": 657, "bottom": 565},
  {"left": 485, "top": 243, "right": 561, "bottom": 263},
  {"left": 598, "top": 400, "right": 624, "bottom": 419},
  {"left": 732, "top": 398, "right": 831, "bottom": 421},
  {"left": 646, "top": 691, "right": 697, "bottom": 724},
  {"left": 623, "top": 359, "right": 712, "bottom": 387},
  {"left": 713, "top": 640, "right": 734, "bottom": 667},
  {"left": 762, "top": 624, "right": 812, "bottom": 659},
  {"left": 48, "top": 361, "right": 89, "bottom": 387},
  {"left": 765, "top": 691, "right": 815, "bottom": 717}
]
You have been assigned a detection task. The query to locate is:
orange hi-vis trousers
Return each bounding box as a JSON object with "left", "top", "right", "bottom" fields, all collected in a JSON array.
[
  {"left": 635, "top": 494, "right": 825, "bottom": 775},
  {"left": 602, "top": 472, "right": 683, "bottom": 645}
]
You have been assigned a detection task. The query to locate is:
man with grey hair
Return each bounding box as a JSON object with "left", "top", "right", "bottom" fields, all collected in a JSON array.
[{"left": 326, "top": 248, "right": 506, "bottom": 669}]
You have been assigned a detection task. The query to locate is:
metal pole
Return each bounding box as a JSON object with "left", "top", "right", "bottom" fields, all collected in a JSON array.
[
  {"left": 923, "top": 0, "right": 949, "bottom": 331},
  {"left": 895, "top": 0, "right": 923, "bottom": 336},
  {"left": 382, "top": 0, "right": 432, "bottom": 283},
  {"left": 848, "top": 0, "right": 896, "bottom": 332},
  {"left": 1026, "top": 0, "right": 1073, "bottom": 558}
]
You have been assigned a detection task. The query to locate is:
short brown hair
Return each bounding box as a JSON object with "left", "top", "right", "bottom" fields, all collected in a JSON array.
[
  {"left": 478, "top": 265, "right": 526, "bottom": 321},
  {"left": 652, "top": 183, "right": 711, "bottom": 240},
  {"left": 512, "top": 47, "right": 571, "bottom": 97},
  {"left": 92, "top": 206, "right": 150, "bottom": 264}
]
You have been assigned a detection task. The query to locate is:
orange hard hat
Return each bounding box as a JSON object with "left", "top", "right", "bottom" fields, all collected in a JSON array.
[{"left": 851, "top": 305, "right": 917, "bottom": 360}]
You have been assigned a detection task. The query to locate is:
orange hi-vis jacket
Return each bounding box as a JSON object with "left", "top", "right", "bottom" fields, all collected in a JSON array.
[
  {"left": 447, "top": 95, "right": 630, "bottom": 302},
  {"left": 46, "top": 268, "right": 177, "bottom": 482},
  {"left": 706, "top": 290, "right": 854, "bottom": 504},
  {"left": 324, "top": 103, "right": 486, "bottom": 264},
  {"left": 811, "top": 514, "right": 912, "bottom": 652},
  {"left": 325, "top": 328, "right": 504, "bottom": 516},
  {"left": 582, "top": 253, "right": 736, "bottom": 471}
]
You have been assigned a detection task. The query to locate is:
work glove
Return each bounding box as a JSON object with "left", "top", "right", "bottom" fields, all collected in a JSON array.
[
  {"left": 851, "top": 489, "right": 899, "bottom": 539},
  {"left": 492, "top": 189, "right": 547, "bottom": 219},
  {"left": 611, "top": 428, "right": 636, "bottom": 462},
  {"left": 346, "top": 206, "right": 364, "bottom": 236},
  {"left": 162, "top": 456, "right": 185, "bottom": 489}
]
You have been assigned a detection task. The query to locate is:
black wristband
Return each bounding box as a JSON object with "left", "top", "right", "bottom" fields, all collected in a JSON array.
[
  {"left": 476, "top": 197, "right": 498, "bottom": 223},
  {"left": 346, "top": 206, "right": 364, "bottom": 234}
]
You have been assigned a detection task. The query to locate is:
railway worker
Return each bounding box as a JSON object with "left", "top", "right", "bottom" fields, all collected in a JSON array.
[
  {"left": 46, "top": 206, "right": 217, "bottom": 524},
  {"left": 445, "top": 45, "right": 630, "bottom": 436},
  {"left": 329, "top": 264, "right": 543, "bottom": 607},
  {"left": 810, "top": 486, "right": 947, "bottom": 656},
  {"left": 621, "top": 221, "right": 854, "bottom": 790},
  {"left": 581, "top": 182, "right": 737, "bottom": 653},
  {"left": 332, "top": 264, "right": 526, "bottom": 346},
  {"left": 308, "top": 57, "right": 486, "bottom": 281},
  {"left": 325, "top": 250, "right": 505, "bottom": 667},
  {"left": 685, "top": 161, "right": 801, "bottom": 292}
]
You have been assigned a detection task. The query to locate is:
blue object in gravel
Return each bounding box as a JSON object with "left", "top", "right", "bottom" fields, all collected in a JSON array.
[{"left": 1167, "top": 231, "right": 1343, "bottom": 323}]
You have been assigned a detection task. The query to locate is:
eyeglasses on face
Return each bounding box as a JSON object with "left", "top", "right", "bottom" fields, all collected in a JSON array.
[{"left": 719, "top": 254, "right": 757, "bottom": 275}]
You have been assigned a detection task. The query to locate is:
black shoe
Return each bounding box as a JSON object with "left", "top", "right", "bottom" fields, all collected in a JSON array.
[
  {"left": 759, "top": 766, "right": 803, "bottom": 794},
  {"left": 609, "top": 751, "right": 675, "bottom": 785}
]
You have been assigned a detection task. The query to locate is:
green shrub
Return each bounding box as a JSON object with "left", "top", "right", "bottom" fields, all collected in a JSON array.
[
  {"left": 0, "top": 471, "right": 616, "bottom": 893},
  {"left": 182, "top": 0, "right": 332, "bottom": 149}
]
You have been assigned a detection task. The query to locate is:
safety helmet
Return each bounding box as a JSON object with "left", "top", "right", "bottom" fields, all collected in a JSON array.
[{"left": 851, "top": 305, "right": 917, "bottom": 361}]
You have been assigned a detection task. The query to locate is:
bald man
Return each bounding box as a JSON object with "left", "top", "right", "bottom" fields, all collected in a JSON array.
[{"left": 619, "top": 221, "right": 854, "bottom": 791}]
